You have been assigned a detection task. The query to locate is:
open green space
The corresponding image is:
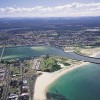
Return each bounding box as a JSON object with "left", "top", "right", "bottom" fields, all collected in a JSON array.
[{"left": 40, "top": 57, "right": 61, "bottom": 72}]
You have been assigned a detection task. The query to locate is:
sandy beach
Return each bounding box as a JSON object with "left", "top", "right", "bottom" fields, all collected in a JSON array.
[{"left": 33, "top": 51, "right": 100, "bottom": 100}]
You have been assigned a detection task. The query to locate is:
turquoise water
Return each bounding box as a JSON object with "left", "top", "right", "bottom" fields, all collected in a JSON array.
[
  {"left": 47, "top": 63, "right": 100, "bottom": 100},
  {"left": 0, "top": 46, "right": 67, "bottom": 59}
]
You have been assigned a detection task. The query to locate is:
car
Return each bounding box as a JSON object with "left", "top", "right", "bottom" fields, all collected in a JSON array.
[{"left": 8, "top": 94, "right": 18, "bottom": 100}]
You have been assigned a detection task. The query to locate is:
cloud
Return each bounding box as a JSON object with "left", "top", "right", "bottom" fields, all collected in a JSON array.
[{"left": 0, "top": 2, "right": 100, "bottom": 17}]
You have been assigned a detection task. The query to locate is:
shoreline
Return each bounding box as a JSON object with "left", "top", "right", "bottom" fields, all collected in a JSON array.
[{"left": 33, "top": 52, "right": 100, "bottom": 100}]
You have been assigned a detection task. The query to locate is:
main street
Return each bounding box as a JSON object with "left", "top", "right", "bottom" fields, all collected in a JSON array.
[{"left": 1, "top": 65, "right": 10, "bottom": 100}]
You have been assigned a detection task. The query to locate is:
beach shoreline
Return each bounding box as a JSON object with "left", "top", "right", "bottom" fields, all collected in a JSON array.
[{"left": 33, "top": 51, "right": 100, "bottom": 100}]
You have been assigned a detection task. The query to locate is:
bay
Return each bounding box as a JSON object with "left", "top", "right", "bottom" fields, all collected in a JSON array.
[{"left": 47, "top": 63, "right": 100, "bottom": 100}]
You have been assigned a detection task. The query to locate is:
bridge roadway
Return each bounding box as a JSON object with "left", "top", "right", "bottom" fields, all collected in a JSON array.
[{"left": 65, "top": 52, "right": 100, "bottom": 64}]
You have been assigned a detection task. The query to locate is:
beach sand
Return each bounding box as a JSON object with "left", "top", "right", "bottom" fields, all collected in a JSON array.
[{"left": 33, "top": 52, "right": 100, "bottom": 100}]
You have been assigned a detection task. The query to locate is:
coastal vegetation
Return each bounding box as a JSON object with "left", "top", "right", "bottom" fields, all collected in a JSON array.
[
  {"left": 74, "top": 47, "right": 100, "bottom": 56},
  {"left": 40, "top": 56, "right": 61, "bottom": 72},
  {"left": 58, "top": 59, "right": 71, "bottom": 66},
  {"left": 74, "top": 47, "right": 82, "bottom": 54}
]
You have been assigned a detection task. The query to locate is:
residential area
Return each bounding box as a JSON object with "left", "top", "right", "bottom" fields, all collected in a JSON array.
[{"left": 0, "top": 57, "right": 41, "bottom": 100}]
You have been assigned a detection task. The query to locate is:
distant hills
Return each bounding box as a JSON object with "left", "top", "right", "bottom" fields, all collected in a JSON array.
[{"left": 0, "top": 16, "right": 100, "bottom": 30}]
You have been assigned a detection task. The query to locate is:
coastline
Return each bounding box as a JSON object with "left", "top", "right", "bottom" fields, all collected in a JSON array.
[{"left": 33, "top": 51, "right": 100, "bottom": 100}]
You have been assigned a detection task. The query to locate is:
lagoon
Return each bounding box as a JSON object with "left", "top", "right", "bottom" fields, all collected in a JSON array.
[
  {"left": 0, "top": 46, "right": 100, "bottom": 64},
  {"left": 0, "top": 46, "right": 67, "bottom": 59}
]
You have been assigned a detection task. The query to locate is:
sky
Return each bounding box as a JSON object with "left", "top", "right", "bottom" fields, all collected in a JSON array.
[{"left": 0, "top": 0, "right": 100, "bottom": 17}]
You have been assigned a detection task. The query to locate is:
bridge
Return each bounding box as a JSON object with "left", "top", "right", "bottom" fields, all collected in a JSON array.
[{"left": 0, "top": 45, "right": 5, "bottom": 62}]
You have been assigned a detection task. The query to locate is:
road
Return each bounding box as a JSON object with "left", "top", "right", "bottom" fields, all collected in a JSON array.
[
  {"left": 1, "top": 65, "right": 10, "bottom": 100},
  {"left": 0, "top": 45, "right": 10, "bottom": 100},
  {"left": 32, "top": 59, "right": 40, "bottom": 70},
  {"left": 0, "top": 45, "right": 5, "bottom": 62}
]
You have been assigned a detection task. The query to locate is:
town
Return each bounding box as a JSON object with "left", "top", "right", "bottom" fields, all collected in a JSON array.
[
  {"left": 0, "top": 18, "right": 100, "bottom": 48},
  {"left": 0, "top": 17, "right": 100, "bottom": 100},
  {"left": 0, "top": 57, "right": 41, "bottom": 100},
  {"left": 0, "top": 28, "right": 100, "bottom": 48}
]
